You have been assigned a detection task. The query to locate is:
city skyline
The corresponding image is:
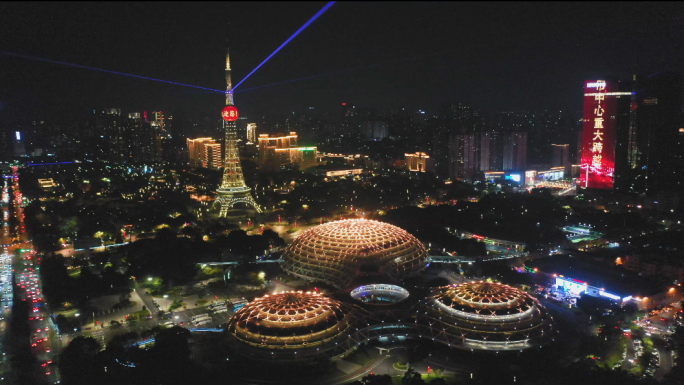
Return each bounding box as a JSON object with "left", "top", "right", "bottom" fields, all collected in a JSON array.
[
  {"left": 1, "top": 3, "right": 684, "bottom": 384},
  {"left": 2, "top": 2, "right": 684, "bottom": 124}
]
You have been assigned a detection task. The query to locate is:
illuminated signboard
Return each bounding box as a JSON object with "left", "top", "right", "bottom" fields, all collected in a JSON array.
[
  {"left": 15, "top": 131, "right": 21, "bottom": 140},
  {"left": 580, "top": 80, "right": 616, "bottom": 189},
  {"left": 221, "top": 106, "right": 239, "bottom": 122},
  {"left": 556, "top": 277, "right": 587, "bottom": 295},
  {"left": 505, "top": 174, "right": 521, "bottom": 182}
]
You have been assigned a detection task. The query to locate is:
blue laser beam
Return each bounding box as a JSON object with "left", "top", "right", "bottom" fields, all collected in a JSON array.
[
  {"left": 234, "top": 71, "right": 348, "bottom": 94},
  {"left": 232, "top": 1, "right": 336, "bottom": 91},
  {"left": 0, "top": 50, "right": 225, "bottom": 94},
  {"left": 234, "top": 50, "right": 457, "bottom": 94}
]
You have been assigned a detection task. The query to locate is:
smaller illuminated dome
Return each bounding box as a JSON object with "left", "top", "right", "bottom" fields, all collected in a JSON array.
[
  {"left": 350, "top": 284, "right": 410, "bottom": 305},
  {"left": 418, "top": 282, "right": 554, "bottom": 351},
  {"left": 226, "top": 291, "right": 353, "bottom": 361}
]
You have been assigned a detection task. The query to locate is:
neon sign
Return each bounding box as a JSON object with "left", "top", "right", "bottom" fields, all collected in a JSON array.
[
  {"left": 586, "top": 81, "right": 606, "bottom": 88},
  {"left": 222, "top": 106, "right": 239, "bottom": 122},
  {"left": 556, "top": 277, "right": 587, "bottom": 295},
  {"left": 580, "top": 80, "right": 616, "bottom": 189}
]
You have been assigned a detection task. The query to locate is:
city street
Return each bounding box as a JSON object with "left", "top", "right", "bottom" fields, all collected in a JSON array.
[{"left": 2, "top": 169, "right": 59, "bottom": 383}]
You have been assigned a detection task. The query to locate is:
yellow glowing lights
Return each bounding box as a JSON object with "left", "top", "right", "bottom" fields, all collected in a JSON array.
[
  {"left": 282, "top": 219, "right": 428, "bottom": 289},
  {"left": 593, "top": 130, "right": 604, "bottom": 141},
  {"left": 594, "top": 118, "right": 604, "bottom": 129},
  {"left": 423, "top": 282, "right": 554, "bottom": 350},
  {"left": 227, "top": 291, "right": 351, "bottom": 358}
]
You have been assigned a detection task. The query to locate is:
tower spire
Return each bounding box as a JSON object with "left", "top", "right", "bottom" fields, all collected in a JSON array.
[
  {"left": 225, "top": 39, "right": 234, "bottom": 106},
  {"left": 215, "top": 41, "right": 262, "bottom": 216}
]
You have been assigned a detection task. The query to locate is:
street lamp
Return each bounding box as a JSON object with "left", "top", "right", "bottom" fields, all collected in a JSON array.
[{"left": 147, "top": 277, "right": 152, "bottom": 282}]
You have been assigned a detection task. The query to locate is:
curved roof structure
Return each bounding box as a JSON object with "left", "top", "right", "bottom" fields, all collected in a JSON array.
[
  {"left": 226, "top": 291, "right": 353, "bottom": 361},
  {"left": 418, "top": 282, "right": 554, "bottom": 351},
  {"left": 282, "top": 219, "right": 428, "bottom": 289}
]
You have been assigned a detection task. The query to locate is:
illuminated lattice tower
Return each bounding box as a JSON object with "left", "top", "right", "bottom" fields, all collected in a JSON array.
[{"left": 216, "top": 44, "right": 262, "bottom": 216}]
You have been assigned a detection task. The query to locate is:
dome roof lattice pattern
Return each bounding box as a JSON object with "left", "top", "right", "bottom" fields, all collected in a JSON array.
[
  {"left": 420, "top": 282, "right": 555, "bottom": 349},
  {"left": 282, "top": 219, "right": 428, "bottom": 289},
  {"left": 227, "top": 291, "right": 351, "bottom": 351}
]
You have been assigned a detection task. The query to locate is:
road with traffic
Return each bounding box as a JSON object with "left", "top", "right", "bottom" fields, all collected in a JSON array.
[{"left": 2, "top": 167, "right": 59, "bottom": 384}]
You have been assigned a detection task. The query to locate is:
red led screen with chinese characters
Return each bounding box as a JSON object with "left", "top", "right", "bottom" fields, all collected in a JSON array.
[
  {"left": 580, "top": 80, "right": 616, "bottom": 189},
  {"left": 222, "top": 106, "right": 239, "bottom": 122}
]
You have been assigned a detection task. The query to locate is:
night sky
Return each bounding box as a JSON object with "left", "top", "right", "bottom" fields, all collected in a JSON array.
[{"left": 1, "top": 1, "right": 684, "bottom": 123}]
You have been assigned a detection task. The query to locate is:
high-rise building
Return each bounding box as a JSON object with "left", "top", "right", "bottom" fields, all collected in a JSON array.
[
  {"left": 432, "top": 103, "right": 480, "bottom": 180},
  {"left": 84, "top": 109, "right": 155, "bottom": 164},
  {"left": 580, "top": 79, "right": 632, "bottom": 189},
  {"left": 503, "top": 132, "right": 527, "bottom": 171},
  {"left": 405, "top": 152, "right": 433, "bottom": 173},
  {"left": 361, "top": 121, "right": 388, "bottom": 140},
  {"left": 258, "top": 132, "right": 317, "bottom": 171},
  {"left": 151, "top": 111, "right": 164, "bottom": 129},
  {"left": 478, "top": 130, "right": 505, "bottom": 171},
  {"left": 13, "top": 130, "right": 25, "bottom": 157},
  {"left": 203, "top": 142, "right": 224, "bottom": 169},
  {"left": 551, "top": 144, "right": 570, "bottom": 176},
  {"left": 448, "top": 133, "right": 479, "bottom": 181},
  {"left": 246, "top": 123, "right": 257, "bottom": 143},
  {"left": 186, "top": 137, "right": 215, "bottom": 168},
  {"left": 619, "top": 73, "right": 684, "bottom": 197}
]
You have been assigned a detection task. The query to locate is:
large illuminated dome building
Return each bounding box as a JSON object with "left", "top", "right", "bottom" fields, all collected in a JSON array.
[
  {"left": 282, "top": 219, "right": 428, "bottom": 289},
  {"left": 417, "top": 282, "right": 555, "bottom": 351},
  {"left": 226, "top": 220, "right": 556, "bottom": 364}
]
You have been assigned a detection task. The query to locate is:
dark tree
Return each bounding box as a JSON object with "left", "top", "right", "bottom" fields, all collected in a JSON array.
[{"left": 59, "top": 337, "right": 103, "bottom": 384}]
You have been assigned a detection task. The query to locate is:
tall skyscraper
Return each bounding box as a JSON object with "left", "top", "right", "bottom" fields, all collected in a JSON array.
[
  {"left": 215, "top": 43, "right": 261, "bottom": 216},
  {"left": 502, "top": 132, "right": 527, "bottom": 171},
  {"left": 580, "top": 80, "right": 620, "bottom": 189},
  {"left": 448, "top": 132, "right": 479, "bottom": 181},
  {"left": 203, "top": 142, "right": 223, "bottom": 169},
  {"left": 361, "top": 120, "right": 388, "bottom": 140},
  {"left": 551, "top": 144, "right": 570, "bottom": 176},
  {"left": 478, "top": 130, "right": 505, "bottom": 172},
  {"left": 435, "top": 102, "right": 483, "bottom": 181},
  {"left": 246, "top": 123, "right": 257, "bottom": 143},
  {"left": 620, "top": 73, "right": 684, "bottom": 197},
  {"left": 187, "top": 137, "right": 223, "bottom": 169},
  {"left": 83, "top": 109, "right": 155, "bottom": 164}
]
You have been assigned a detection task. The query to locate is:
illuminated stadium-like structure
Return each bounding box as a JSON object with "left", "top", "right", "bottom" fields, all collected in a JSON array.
[
  {"left": 416, "top": 282, "right": 555, "bottom": 351},
  {"left": 226, "top": 291, "right": 353, "bottom": 362},
  {"left": 282, "top": 219, "right": 428, "bottom": 289},
  {"left": 226, "top": 220, "right": 556, "bottom": 363}
]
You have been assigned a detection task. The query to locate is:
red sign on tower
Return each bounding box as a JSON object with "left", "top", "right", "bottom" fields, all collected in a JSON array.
[{"left": 222, "top": 106, "right": 239, "bottom": 122}]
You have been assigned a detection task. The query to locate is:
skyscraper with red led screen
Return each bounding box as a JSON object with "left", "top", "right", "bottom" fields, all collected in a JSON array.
[{"left": 580, "top": 80, "right": 617, "bottom": 189}]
